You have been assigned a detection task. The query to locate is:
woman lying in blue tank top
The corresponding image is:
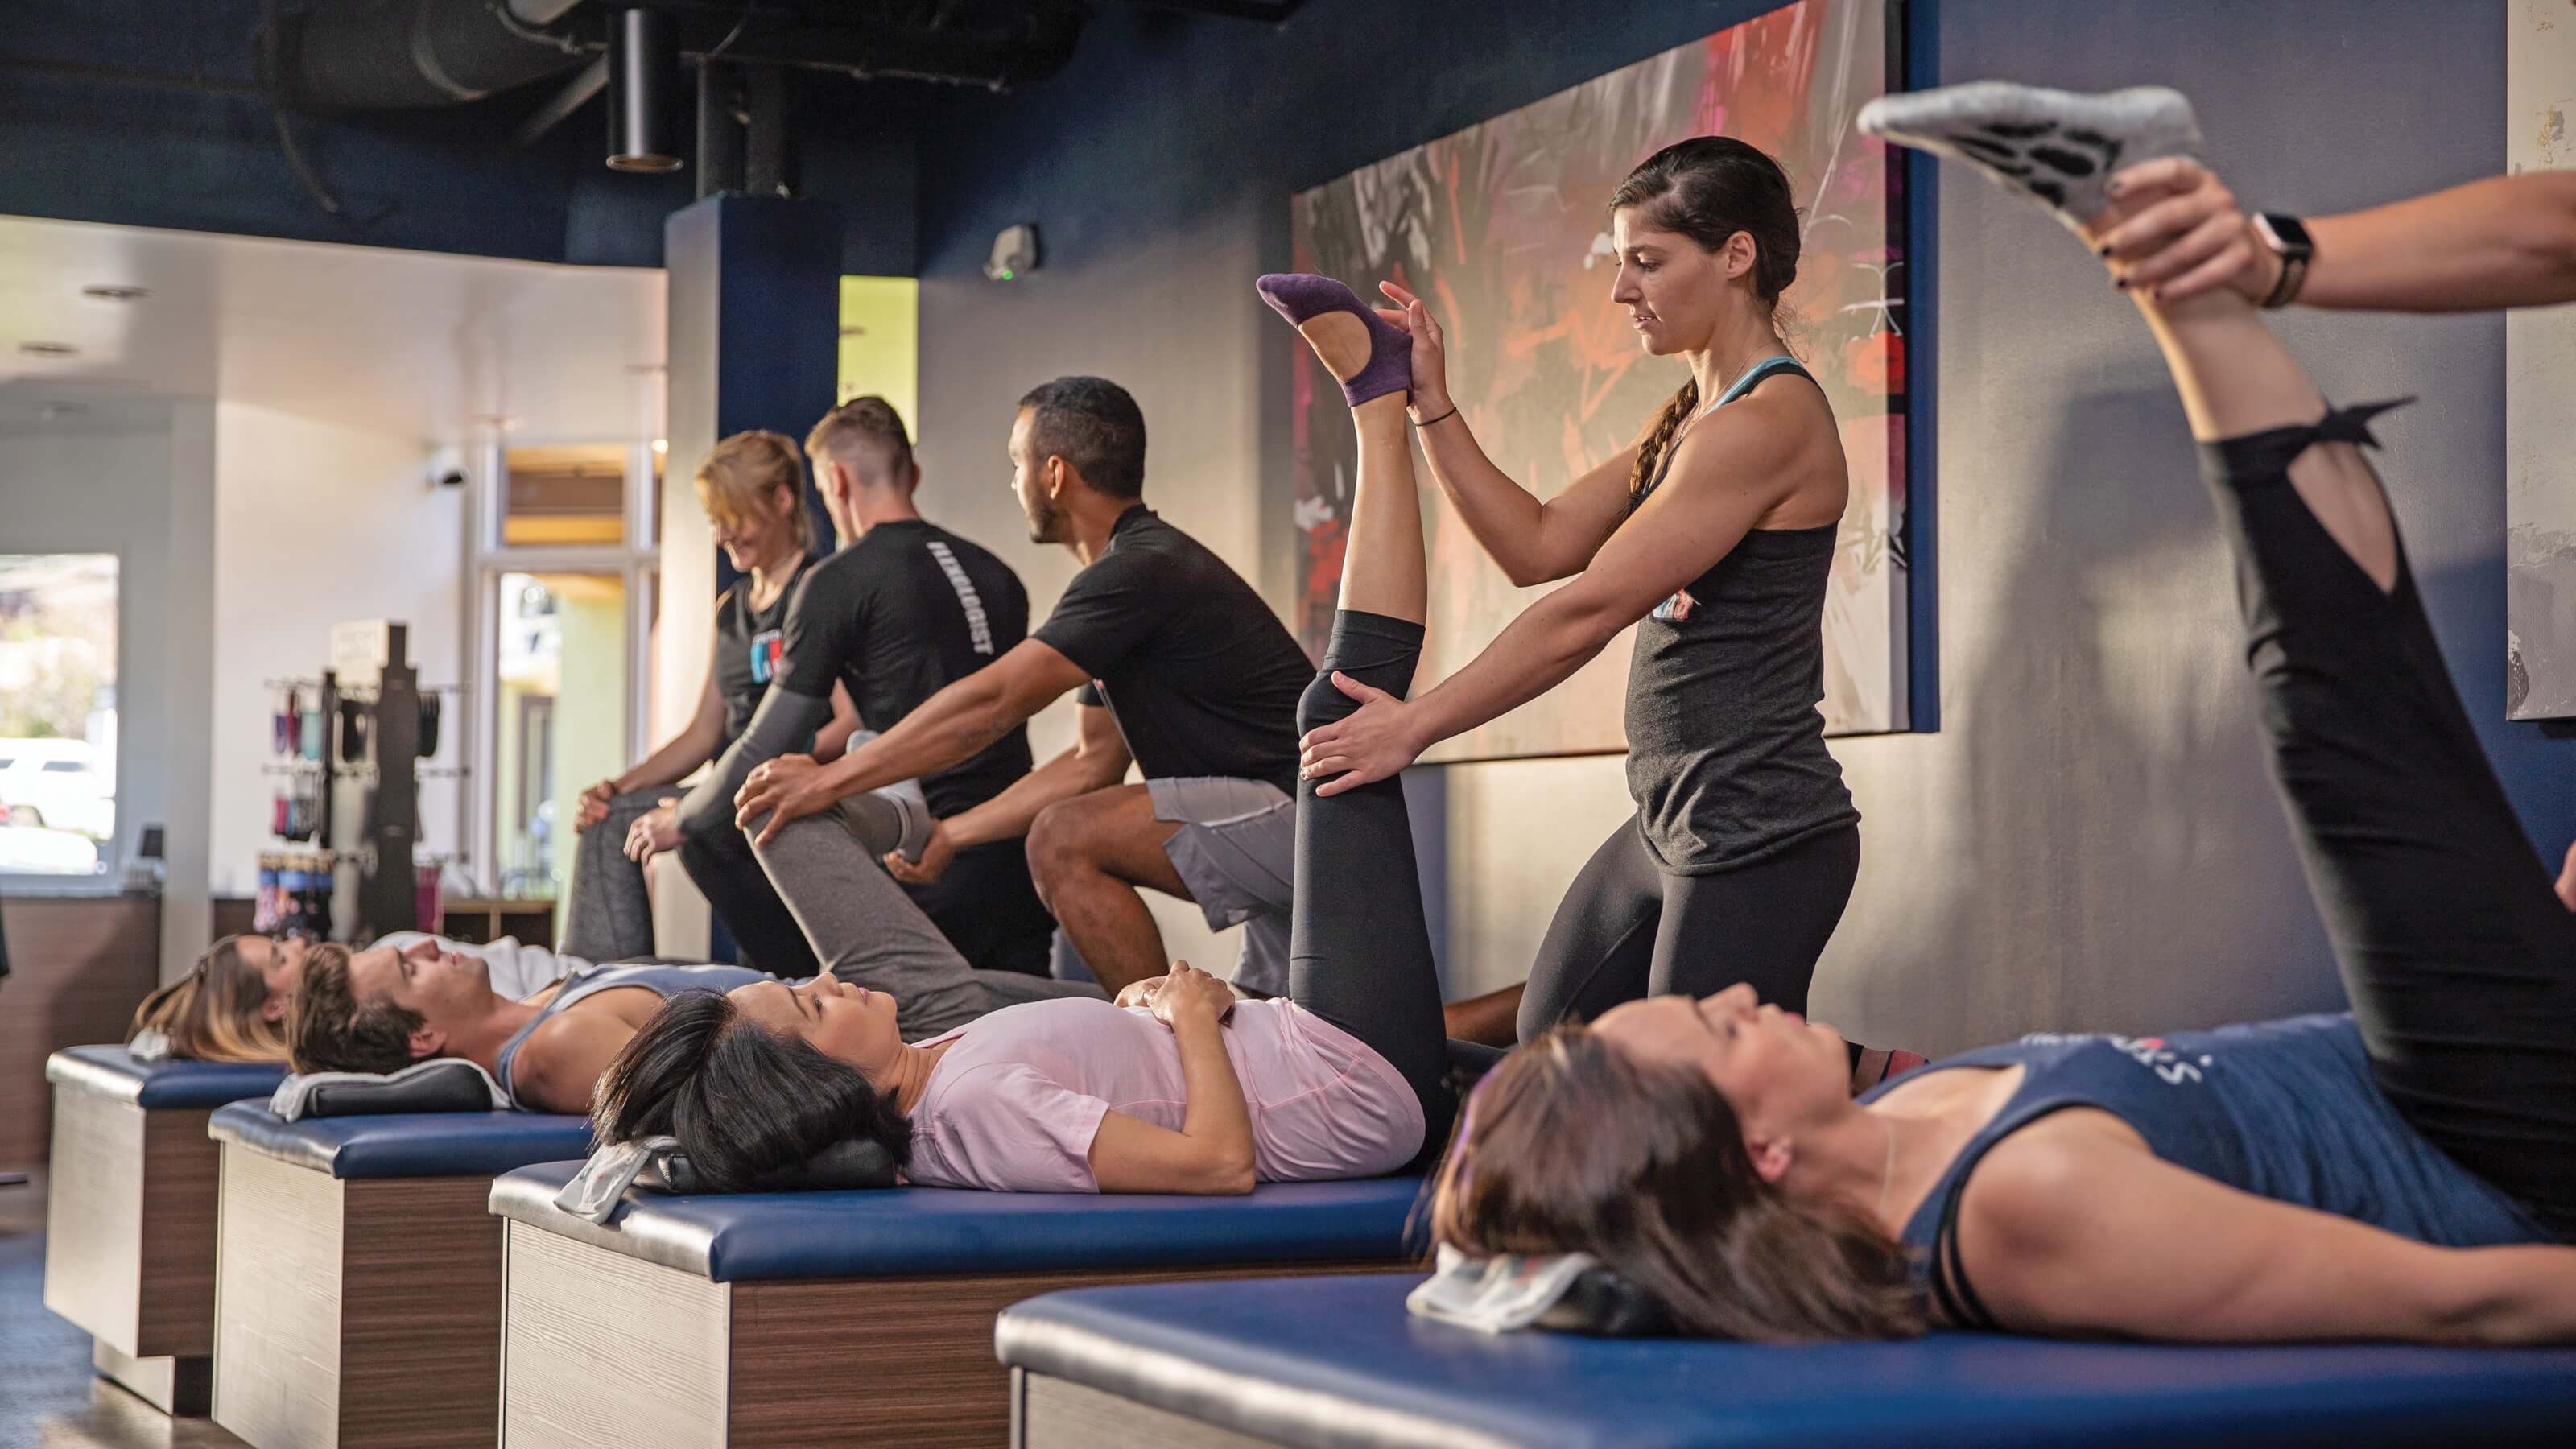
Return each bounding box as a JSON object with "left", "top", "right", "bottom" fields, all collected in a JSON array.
[{"left": 1432, "top": 84, "right": 2576, "bottom": 1343}]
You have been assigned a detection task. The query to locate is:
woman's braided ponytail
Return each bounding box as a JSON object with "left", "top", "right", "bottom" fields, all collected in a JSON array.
[{"left": 1629, "top": 378, "right": 1702, "bottom": 506}]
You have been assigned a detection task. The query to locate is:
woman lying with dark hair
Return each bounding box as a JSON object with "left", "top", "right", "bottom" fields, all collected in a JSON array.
[
  {"left": 1430, "top": 83, "right": 2576, "bottom": 1344},
  {"left": 593, "top": 270, "right": 1471, "bottom": 1197}
]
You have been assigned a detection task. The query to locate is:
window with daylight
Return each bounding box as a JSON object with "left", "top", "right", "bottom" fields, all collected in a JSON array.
[{"left": 0, "top": 553, "right": 118, "bottom": 876}]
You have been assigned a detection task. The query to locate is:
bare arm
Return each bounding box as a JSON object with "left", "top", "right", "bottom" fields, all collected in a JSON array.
[
  {"left": 505, "top": 1011, "right": 638, "bottom": 1117},
  {"left": 1088, "top": 966, "right": 1255, "bottom": 1195},
  {"left": 811, "top": 682, "right": 863, "bottom": 764},
  {"left": 2302, "top": 173, "right": 2576, "bottom": 312},
  {"left": 948, "top": 705, "right": 1130, "bottom": 849},
  {"left": 619, "top": 670, "right": 728, "bottom": 793},
  {"left": 734, "top": 639, "right": 1092, "bottom": 841},
  {"left": 1299, "top": 398, "right": 1801, "bottom": 793},
  {"left": 1961, "top": 1115, "right": 2576, "bottom": 1343},
  {"left": 888, "top": 705, "right": 1133, "bottom": 882},
  {"left": 1381, "top": 283, "right": 1635, "bottom": 585},
  {"left": 2106, "top": 162, "right": 2576, "bottom": 312}
]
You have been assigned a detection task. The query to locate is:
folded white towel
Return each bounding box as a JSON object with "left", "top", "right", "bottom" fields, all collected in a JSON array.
[
  {"left": 267, "top": 1057, "right": 510, "bottom": 1121},
  {"left": 1404, "top": 1244, "right": 1603, "bottom": 1334},
  {"left": 554, "top": 1136, "right": 679, "bottom": 1223}
]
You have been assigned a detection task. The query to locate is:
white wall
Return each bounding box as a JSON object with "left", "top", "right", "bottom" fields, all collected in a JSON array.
[{"left": 209, "top": 403, "right": 466, "bottom": 899}]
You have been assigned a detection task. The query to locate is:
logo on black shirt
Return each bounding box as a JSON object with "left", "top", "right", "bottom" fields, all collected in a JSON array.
[{"left": 925, "top": 540, "right": 995, "bottom": 655}]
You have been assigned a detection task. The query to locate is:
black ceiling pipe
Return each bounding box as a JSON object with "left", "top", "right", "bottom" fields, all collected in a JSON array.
[
  {"left": 606, "top": 8, "right": 683, "bottom": 172},
  {"left": 262, "top": 0, "right": 589, "bottom": 113},
  {"left": 265, "top": 0, "right": 1088, "bottom": 120}
]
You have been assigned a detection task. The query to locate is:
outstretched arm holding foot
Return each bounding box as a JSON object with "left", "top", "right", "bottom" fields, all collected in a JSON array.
[{"left": 1869, "top": 79, "right": 2576, "bottom": 1336}]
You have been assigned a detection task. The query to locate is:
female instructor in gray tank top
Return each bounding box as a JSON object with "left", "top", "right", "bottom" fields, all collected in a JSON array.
[{"left": 1296, "top": 138, "right": 1875, "bottom": 1066}]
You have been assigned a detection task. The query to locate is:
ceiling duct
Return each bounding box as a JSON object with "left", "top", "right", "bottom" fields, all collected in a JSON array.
[
  {"left": 262, "top": 0, "right": 589, "bottom": 113},
  {"left": 263, "top": 1, "right": 1090, "bottom": 118}
]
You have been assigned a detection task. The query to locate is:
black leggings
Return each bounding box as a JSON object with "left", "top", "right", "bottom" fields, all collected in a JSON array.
[
  {"left": 894, "top": 838, "right": 1055, "bottom": 978},
  {"left": 1290, "top": 611, "right": 1456, "bottom": 1155},
  {"left": 1518, "top": 818, "right": 1859, "bottom": 1041},
  {"left": 2210, "top": 409, "right": 2576, "bottom": 1240}
]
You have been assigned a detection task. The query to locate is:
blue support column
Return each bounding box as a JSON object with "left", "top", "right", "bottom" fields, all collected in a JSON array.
[
  {"left": 660, "top": 194, "right": 841, "bottom": 961},
  {"left": 664, "top": 192, "right": 843, "bottom": 585}
]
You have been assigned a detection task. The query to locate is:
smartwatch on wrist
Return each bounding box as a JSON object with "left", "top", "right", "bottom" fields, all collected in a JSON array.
[{"left": 2251, "top": 212, "right": 2313, "bottom": 309}]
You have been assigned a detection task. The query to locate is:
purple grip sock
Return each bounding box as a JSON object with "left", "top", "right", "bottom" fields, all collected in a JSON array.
[{"left": 1256, "top": 273, "right": 1411, "bottom": 407}]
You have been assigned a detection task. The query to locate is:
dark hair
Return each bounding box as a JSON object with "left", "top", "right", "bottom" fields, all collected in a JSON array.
[
  {"left": 593, "top": 991, "right": 913, "bottom": 1192},
  {"left": 1429, "top": 1024, "right": 1923, "bottom": 1343},
  {"left": 1608, "top": 137, "right": 1803, "bottom": 503},
  {"left": 1017, "top": 375, "right": 1146, "bottom": 498},
  {"left": 288, "top": 943, "right": 423, "bottom": 1075},
  {"left": 806, "top": 395, "right": 916, "bottom": 484},
  {"left": 129, "top": 933, "right": 291, "bottom": 1063}
]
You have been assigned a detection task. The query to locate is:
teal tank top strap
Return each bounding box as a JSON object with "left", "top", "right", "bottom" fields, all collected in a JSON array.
[
  {"left": 1714, "top": 353, "right": 1810, "bottom": 407},
  {"left": 1631, "top": 355, "right": 1818, "bottom": 510}
]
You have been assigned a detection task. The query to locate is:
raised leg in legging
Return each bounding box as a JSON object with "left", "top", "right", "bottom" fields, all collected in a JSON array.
[
  {"left": 1871, "top": 81, "right": 2576, "bottom": 1237},
  {"left": 2102, "top": 191, "right": 2576, "bottom": 1238},
  {"left": 1266, "top": 278, "right": 1455, "bottom": 1150}
]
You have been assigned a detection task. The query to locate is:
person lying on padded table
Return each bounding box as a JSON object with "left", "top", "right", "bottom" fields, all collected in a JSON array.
[
  {"left": 1420, "top": 83, "right": 2576, "bottom": 1345},
  {"left": 289, "top": 944, "right": 773, "bottom": 1114},
  {"left": 130, "top": 929, "right": 621, "bottom": 1065},
  {"left": 592, "top": 326, "right": 1471, "bottom": 1195}
]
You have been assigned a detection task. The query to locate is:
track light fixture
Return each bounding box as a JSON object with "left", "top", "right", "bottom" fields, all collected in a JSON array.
[{"left": 606, "top": 8, "right": 683, "bottom": 175}]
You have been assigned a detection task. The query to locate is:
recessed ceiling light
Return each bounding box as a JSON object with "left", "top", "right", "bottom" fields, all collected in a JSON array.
[
  {"left": 81, "top": 285, "right": 148, "bottom": 301},
  {"left": 18, "top": 341, "right": 78, "bottom": 357}
]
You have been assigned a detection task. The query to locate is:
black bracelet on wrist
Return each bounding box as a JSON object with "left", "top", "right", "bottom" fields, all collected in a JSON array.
[
  {"left": 1411, "top": 403, "right": 1459, "bottom": 429},
  {"left": 2260, "top": 251, "right": 2309, "bottom": 310}
]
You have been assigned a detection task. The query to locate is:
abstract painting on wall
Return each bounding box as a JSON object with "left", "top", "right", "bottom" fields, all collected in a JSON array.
[
  {"left": 1286, "top": 0, "right": 1911, "bottom": 759},
  {"left": 2508, "top": 0, "right": 2576, "bottom": 720}
]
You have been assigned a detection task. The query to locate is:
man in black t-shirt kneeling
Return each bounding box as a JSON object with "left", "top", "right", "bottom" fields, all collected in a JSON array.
[
  {"left": 671, "top": 398, "right": 1059, "bottom": 976},
  {"left": 733, "top": 377, "right": 1313, "bottom": 997}
]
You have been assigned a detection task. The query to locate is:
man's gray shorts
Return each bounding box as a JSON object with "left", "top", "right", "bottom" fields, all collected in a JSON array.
[{"left": 1149, "top": 774, "right": 1295, "bottom": 997}]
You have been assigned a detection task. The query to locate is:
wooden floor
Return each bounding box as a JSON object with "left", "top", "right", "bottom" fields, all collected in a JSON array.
[{"left": 1, "top": 1170, "right": 247, "bottom": 1449}]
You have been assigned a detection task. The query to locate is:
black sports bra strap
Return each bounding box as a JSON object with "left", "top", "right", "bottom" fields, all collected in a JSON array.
[{"left": 1930, "top": 1174, "right": 2004, "bottom": 1331}]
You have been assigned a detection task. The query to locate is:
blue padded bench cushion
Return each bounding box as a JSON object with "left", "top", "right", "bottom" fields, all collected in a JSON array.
[
  {"left": 208, "top": 1100, "right": 593, "bottom": 1179},
  {"left": 489, "top": 1160, "right": 1426, "bottom": 1283},
  {"left": 46, "top": 1045, "right": 287, "bottom": 1110},
  {"left": 995, "top": 1274, "right": 2576, "bottom": 1449}
]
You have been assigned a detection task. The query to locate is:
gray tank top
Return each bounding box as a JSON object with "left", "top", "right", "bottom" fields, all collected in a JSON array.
[
  {"left": 1624, "top": 356, "right": 1859, "bottom": 872},
  {"left": 491, "top": 962, "right": 767, "bottom": 1103}
]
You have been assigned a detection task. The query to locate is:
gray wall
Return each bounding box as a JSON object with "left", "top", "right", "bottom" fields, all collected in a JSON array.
[{"left": 910, "top": 0, "right": 2575, "bottom": 1052}]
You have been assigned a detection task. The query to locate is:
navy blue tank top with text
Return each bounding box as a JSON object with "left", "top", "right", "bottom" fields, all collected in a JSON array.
[{"left": 1864, "top": 1013, "right": 2554, "bottom": 1324}]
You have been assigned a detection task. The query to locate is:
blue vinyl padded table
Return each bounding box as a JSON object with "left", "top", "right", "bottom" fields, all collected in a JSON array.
[
  {"left": 47, "top": 1045, "right": 285, "bottom": 1108},
  {"left": 996, "top": 1272, "right": 2576, "bottom": 1448},
  {"left": 488, "top": 1159, "right": 1429, "bottom": 1279},
  {"left": 207, "top": 1100, "right": 594, "bottom": 1176}
]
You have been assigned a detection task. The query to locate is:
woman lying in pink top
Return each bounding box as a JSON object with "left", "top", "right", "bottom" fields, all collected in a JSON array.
[{"left": 593, "top": 324, "right": 1459, "bottom": 1195}]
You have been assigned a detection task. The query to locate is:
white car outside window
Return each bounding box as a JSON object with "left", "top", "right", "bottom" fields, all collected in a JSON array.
[{"left": 0, "top": 739, "right": 115, "bottom": 841}]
